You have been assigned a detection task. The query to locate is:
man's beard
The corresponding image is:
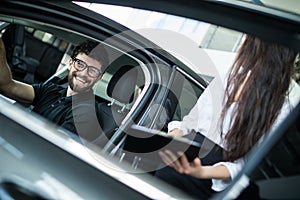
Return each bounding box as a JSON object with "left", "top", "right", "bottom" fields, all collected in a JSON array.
[{"left": 68, "top": 72, "right": 94, "bottom": 93}]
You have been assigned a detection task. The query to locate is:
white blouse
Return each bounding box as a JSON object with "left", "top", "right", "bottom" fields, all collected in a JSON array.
[{"left": 167, "top": 78, "right": 299, "bottom": 191}]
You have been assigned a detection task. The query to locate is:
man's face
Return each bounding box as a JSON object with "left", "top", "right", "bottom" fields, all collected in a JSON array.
[{"left": 68, "top": 53, "right": 102, "bottom": 94}]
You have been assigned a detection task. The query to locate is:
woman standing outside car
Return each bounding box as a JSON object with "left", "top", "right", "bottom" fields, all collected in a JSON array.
[{"left": 157, "top": 35, "right": 298, "bottom": 198}]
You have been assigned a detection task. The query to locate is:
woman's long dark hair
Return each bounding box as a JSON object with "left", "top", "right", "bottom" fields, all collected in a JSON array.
[{"left": 221, "top": 35, "right": 297, "bottom": 161}]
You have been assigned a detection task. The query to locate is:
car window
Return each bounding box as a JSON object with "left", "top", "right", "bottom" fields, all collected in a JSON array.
[
  {"left": 76, "top": 2, "right": 300, "bottom": 87},
  {"left": 72, "top": 2, "right": 300, "bottom": 138},
  {"left": 0, "top": 16, "right": 149, "bottom": 136},
  {"left": 0, "top": 18, "right": 145, "bottom": 103},
  {"left": 172, "top": 72, "right": 203, "bottom": 121}
]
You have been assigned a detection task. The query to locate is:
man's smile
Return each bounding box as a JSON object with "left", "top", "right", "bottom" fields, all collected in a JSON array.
[{"left": 74, "top": 75, "right": 88, "bottom": 84}]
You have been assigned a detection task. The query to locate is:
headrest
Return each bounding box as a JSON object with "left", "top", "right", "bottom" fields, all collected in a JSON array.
[{"left": 107, "top": 65, "right": 138, "bottom": 104}]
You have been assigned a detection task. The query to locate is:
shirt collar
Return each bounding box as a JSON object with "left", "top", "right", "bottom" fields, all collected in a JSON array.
[{"left": 58, "top": 87, "right": 95, "bottom": 103}]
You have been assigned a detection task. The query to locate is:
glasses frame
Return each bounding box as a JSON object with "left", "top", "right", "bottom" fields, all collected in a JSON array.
[{"left": 72, "top": 58, "right": 103, "bottom": 78}]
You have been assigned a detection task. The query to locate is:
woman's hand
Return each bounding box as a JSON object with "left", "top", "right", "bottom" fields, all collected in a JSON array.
[
  {"left": 159, "top": 150, "right": 204, "bottom": 179},
  {"left": 168, "top": 128, "right": 184, "bottom": 137},
  {"left": 159, "top": 149, "right": 232, "bottom": 180}
]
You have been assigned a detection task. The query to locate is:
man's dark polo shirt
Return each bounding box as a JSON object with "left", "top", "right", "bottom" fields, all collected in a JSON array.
[{"left": 32, "top": 82, "right": 103, "bottom": 141}]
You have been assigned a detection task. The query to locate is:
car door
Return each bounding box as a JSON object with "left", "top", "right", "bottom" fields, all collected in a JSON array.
[{"left": 0, "top": 1, "right": 207, "bottom": 199}]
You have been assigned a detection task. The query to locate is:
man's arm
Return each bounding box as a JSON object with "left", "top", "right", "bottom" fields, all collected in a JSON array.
[{"left": 0, "top": 38, "right": 34, "bottom": 104}]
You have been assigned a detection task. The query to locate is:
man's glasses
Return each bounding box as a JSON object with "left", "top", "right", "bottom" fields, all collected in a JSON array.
[{"left": 72, "top": 58, "right": 103, "bottom": 78}]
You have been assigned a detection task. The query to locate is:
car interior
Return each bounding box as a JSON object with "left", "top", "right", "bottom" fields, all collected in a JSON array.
[
  {"left": 1, "top": 23, "right": 67, "bottom": 84},
  {"left": 0, "top": 20, "right": 197, "bottom": 177},
  {"left": 0, "top": 21, "right": 148, "bottom": 146},
  {"left": 0, "top": 18, "right": 194, "bottom": 143}
]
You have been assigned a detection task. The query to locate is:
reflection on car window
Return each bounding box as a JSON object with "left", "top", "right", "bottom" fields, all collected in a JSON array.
[
  {"left": 76, "top": 2, "right": 244, "bottom": 53},
  {"left": 33, "top": 30, "right": 55, "bottom": 44},
  {"left": 238, "top": 0, "right": 300, "bottom": 16}
]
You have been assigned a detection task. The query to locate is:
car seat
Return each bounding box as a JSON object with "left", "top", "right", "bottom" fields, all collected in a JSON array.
[
  {"left": 93, "top": 65, "right": 138, "bottom": 147},
  {"left": 2, "top": 24, "right": 40, "bottom": 84},
  {"left": 2, "top": 24, "right": 65, "bottom": 84}
]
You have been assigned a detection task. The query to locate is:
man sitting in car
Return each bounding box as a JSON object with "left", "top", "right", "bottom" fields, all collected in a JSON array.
[{"left": 0, "top": 38, "right": 109, "bottom": 142}]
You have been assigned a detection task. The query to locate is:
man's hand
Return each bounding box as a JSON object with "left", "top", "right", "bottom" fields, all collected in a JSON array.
[{"left": 0, "top": 38, "right": 35, "bottom": 104}]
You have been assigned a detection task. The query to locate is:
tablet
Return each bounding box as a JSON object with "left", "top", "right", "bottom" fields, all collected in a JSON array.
[{"left": 124, "top": 125, "right": 203, "bottom": 162}]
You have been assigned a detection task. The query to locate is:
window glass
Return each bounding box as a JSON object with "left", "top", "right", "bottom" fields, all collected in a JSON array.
[
  {"left": 33, "top": 30, "right": 55, "bottom": 44},
  {"left": 75, "top": 2, "right": 242, "bottom": 53},
  {"left": 75, "top": 2, "right": 242, "bottom": 79},
  {"left": 173, "top": 76, "right": 203, "bottom": 121},
  {"left": 238, "top": 0, "right": 300, "bottom": 16}
]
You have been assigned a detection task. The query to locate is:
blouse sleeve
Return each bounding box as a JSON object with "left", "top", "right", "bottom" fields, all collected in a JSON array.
[{"left": 211, "top": 159, "right": 245, "bottom": 192}]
